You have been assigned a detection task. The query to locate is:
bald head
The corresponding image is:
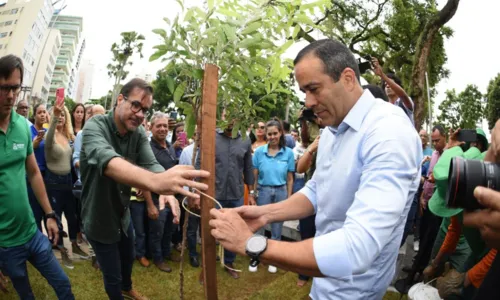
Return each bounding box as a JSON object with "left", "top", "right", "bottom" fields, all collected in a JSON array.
[
  {"left": 92, "top": 105, "right": 105, "bottom": 116},
  {"left": 16, "top": 100, "right": 29, "bottom": 118}
]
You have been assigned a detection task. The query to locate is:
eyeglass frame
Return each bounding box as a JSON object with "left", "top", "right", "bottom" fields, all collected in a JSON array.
[
  {"left": 0, "top": 84, "right": 21, "bottom": 96},
  {"left": 123, "top": 96, "right": 151, "bottom": 118}
]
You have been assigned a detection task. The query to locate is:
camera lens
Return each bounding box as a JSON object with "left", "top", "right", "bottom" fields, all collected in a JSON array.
[{"left": 447, "top": 157, "right": 500, "bottom": 210}]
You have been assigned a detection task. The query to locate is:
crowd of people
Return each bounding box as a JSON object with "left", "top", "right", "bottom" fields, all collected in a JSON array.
[{"left": 1, "top": 37, "right": 500, "bottom": 300}]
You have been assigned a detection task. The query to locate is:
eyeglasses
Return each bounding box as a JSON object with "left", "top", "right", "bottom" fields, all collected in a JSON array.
[
  {"left": 0, "top": 84, "right": 21, "bottom": 96},
  {"left": 124, "top": 96, "right": 150, "bottom": 118}
]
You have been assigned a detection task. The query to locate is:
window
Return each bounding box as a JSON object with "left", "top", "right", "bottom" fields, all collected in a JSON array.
[
  {"left": 11, "top": 9, "right": 19, "bottom": 14},
  {"left": 14, "top": 20, "right": 17, "bottom": 24},
  {"left": 0, "top": 32, "right": 7, "bottom": 38},
  {"left": 1, "top": 11, "right": 9, "bottom": 15},
  {"left": 4, "top": 21, "right": 12, "bottom": 26},
  {"left": 9, "top": 31, "right": 12, "bottom": 36},
  {"left": 0, "top": 45, "right": 3, "bottom": 49}
]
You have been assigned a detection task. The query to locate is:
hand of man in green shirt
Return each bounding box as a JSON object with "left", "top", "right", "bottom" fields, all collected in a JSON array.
[{"left": 46, "top": 218, "right": 59, "bottom": 246}]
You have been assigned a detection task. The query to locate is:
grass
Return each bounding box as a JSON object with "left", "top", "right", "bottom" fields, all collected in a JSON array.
[{"left": 1, "top": 251, "right": 406, "bottom": 299}]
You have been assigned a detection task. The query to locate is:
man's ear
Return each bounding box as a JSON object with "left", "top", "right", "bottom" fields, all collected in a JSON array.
[{"left": 116, "top": 94, "right": 124, "bottom": 107}]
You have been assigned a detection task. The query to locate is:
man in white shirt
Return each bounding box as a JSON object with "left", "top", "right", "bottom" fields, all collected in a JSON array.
[{"left": 209, "top": 39, "right": 421, "bottom": 299}]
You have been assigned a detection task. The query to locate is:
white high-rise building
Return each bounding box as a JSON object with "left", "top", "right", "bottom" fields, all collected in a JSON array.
[
  {"left": 48, "top": 14, "right": 82, "bottom": 102},
  {"left": 75, "top": 58, "right": 94, "bottom": 104},
  {"left": 31, "top": 28, "right": 61, "bottom": 102},
  {"left": 68, "top": 37, "right": 85, "bottom": 98},
  {"left": 0, "top": 0, "right": 55, "bottom": 99}
]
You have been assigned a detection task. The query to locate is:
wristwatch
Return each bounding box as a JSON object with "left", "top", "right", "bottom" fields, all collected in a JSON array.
[
  {"left": 249, "top": 190, "right": 256, "bottom": 197},
  {"left": 45, "top": 211, "right": 57, "bottom": 220},
  {"left": 246, "top": 234, "right": 268, "bottom": 268}
]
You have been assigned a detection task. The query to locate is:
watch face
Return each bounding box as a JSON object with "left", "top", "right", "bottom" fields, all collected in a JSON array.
[{"left": 247, "top": 235, "right": 266, "bottom": 253}]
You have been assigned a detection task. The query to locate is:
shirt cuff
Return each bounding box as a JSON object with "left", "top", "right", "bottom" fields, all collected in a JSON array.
[
  {"left": 299, "top": 181, "right": 317, "bottom": 213},
  {"left": 313, "top": 230, "right": 352, "bottom": 278}
]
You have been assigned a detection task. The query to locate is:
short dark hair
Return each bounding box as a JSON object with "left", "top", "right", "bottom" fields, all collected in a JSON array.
[
  {"left": 266, "top": 119, "right": 286, "bottom": 149},
  {"left": 432, "top": 124, "right": 446, "bottom": 137},
  {"left": 282, "top": 120, "right": 291, "bottom": 132},
  {"left": 363, "top": 84, "right": 388, "bottom": 101},
  {"left": 294, "top": 39, "right": 360, "bottom": 82},
  {"left": 386, "top": 73, "right": 402, "bottom": 87},
  {"left": 0, "top": 54, "right": 24, "bottom": 84},
  {"left": 119, "top": 78, "right": 153, "bottom": 100}
]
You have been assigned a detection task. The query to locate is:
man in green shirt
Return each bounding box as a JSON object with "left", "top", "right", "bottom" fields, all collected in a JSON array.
[
  {"left": 0, "top": 55, "right": 74, "bottom": 299},
  {"left": 80, "top": 78, "right": 209, "bottom": 300}
]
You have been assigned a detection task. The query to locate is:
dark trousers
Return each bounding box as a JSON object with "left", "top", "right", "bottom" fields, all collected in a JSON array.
[
  {"left": 401, "top": 183, "right": 423, "bottom": 246},
  {"left": 413, "top": 208, "right": 442, "bottom": 272},
  {"left": 171, "top": 196, "right": 186, "bottom": 246},
  {"left": 0, "top": 230, "right": 74, "bottom": 299},
  {"left": 45, "top": 169, "right": 78, "bottom": 246},
  {"left": 130, "top": 201, "right": 147, "bottom": 258},
  {"left": 88, "top": 223, "right": 135, "bottom": 300},
  {"left": 187, "top": 212, "right": 200, "bottom": 258},
  {"left": 298, "top": 214, "right": 316, "bottom": 281},
  {"left": 148, "top": 204, "right": 174, "bottom": 263}
]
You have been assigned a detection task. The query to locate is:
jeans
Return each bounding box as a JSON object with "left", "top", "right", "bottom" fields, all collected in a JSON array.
[
  {"left": 219, "top": 198, "right": 244, "bottom": 264},
  {"left": 187, "top": 212, "right": 201, "bottom": 258},
  {"left": 149, "top": 205, "right": 174, "bottom": 263},
  {"left": 292, "top": 176, "right": 306, "bottom": 194},
  {"left": 0, "top": 230, "right": 74, "bottom": 299},
  {"left": 88, "top": 223, "right": 134, "bottom": 300},
  {"left": 130, "top": 201, "right": 147, "bottom": 258},
  {"left": 45, "top": 169, "right": 77, "bottom": 246},
  {"left": 258, "top": 185, "right": 287, "bottom": 240}
]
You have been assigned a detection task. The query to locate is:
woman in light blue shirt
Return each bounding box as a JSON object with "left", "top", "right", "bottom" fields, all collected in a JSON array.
[{"left": 252, "top": 119, "right": 295, "bottom": 273}]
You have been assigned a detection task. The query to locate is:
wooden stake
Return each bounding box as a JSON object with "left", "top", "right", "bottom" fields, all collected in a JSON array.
[{"left": 200, "top": 63, "right": 219, "bottom": 300}]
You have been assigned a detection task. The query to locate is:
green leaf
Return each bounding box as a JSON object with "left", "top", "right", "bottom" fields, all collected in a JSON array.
[
  {"left": 231, "top": 121, "right": 240, "bottom": 138},
  {"left": 175, "top": 0, "right": 184, "bottom": 11},
  {"left": 185, "top": 112, "right": 197, "bottom": 138},
  {"left": 241, "top": 21, "right": 261, "bottom": 35},
  {"left": 208, "top": 0, "right": 214, "bottom": 10},
  {"left": 292, "top": 25, "right": 301, "bottom": 38},
  {"left": 166, "top": 76, "right": 175, "bottom": 94},
  {"left": 163, "top": 17, "right": 171, "bottom": 25},
  {"left": 278, "top": 40, "right": 294, "bottom": 54},
  {"left": 192, "top": 69, "right": 204, "bottom": 80},
  {"left": 174, "top": 82, "right": 187, "bottom": 103},
  {"left": 149, "top": 49, "right": 166, "bottom": 62},
  {"left": 222, "top": 24, "right": 237, "bottom": 41},
  {"left": 219, "top": 8, "right": 240, "bottom": 18},
  {"left": 152, "top": 28, "right": 167, "bottom": 39}
]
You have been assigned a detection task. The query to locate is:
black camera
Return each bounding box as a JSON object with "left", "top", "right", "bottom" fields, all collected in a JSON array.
[
  {"left": 299, "top": 108, "right": 317, "bottom": 123},
  {"left": 446, "top": 157, "right": 500, "bottom": 210},
  {"left": 358, "top": 56, "right": 372, "bottom": 75}
]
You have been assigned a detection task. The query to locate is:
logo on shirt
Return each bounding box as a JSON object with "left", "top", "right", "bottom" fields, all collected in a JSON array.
[{"left": 13, "top": 143, "right": 25, "bottom": 150}]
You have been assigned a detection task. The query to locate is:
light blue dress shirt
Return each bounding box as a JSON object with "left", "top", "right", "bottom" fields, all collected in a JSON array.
[
  {"left": 300, "top": 90, "right": 422, "bottom": 299},
  {"left": 72, "top": 130, "right": 83, "bottom": 179}
]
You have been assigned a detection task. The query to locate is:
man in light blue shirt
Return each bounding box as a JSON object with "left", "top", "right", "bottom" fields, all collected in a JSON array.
[{"left": 209, "top": 39, "right": 421, "bottom": 299}]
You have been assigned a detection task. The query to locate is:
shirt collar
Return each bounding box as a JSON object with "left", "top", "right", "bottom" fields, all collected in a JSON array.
[
  {"left": 150, "top": 137, "right": 170, "bottom": 149},
  {"left": 217, "top": 128, "right": 240, "bottom": 139},
  {"left": 263, "top": 143, "right": 284, "bottom": 155},
  {"left": 329, "top": 89, "right": 376, "bottom": 134}
]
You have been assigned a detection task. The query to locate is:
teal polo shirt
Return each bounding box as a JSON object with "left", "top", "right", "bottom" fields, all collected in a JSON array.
[
  {"left": 252, "top": 144, "right": 295, "bottom": 186},
  {"left": 0, "top": 109, "right": 37, "bottom": 247}
]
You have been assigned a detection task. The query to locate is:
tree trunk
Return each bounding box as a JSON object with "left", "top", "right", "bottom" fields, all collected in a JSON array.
[{"left": 410, "top": 0, "right": 460, "bottom": 130}]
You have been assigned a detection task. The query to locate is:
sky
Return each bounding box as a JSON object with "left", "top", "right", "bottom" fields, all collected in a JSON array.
[{"left": 63, "top": 0, "right": 500, "bottom": 115}]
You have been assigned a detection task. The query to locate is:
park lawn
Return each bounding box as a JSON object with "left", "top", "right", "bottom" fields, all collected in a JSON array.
[{"left": 1, "top": 254, "right": 406, "bottom": 300}]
